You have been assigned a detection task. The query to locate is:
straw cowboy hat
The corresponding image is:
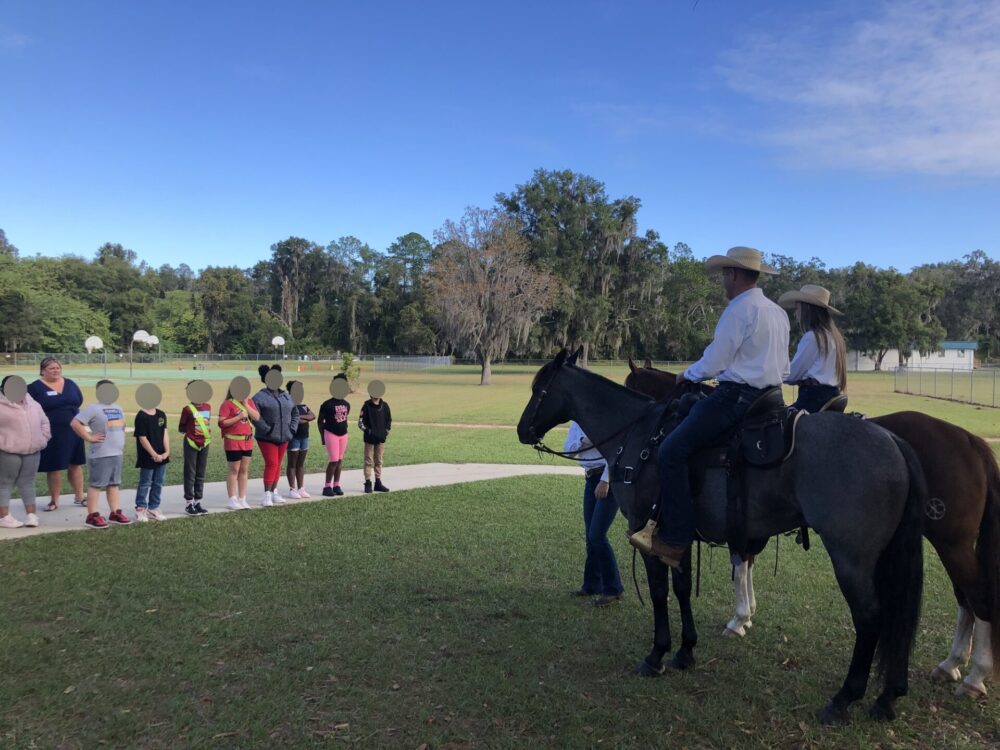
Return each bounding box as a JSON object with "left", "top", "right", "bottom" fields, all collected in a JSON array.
[
  {"left": 704, "top": 246, "right": 777, "bottom": 275},
  {"left": 777, "top": 284, "right": 842, "bottom": 315}
]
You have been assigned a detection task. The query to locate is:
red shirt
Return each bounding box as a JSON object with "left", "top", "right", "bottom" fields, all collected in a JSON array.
[
  {"left": 219, "top": 399, "right": 254, "bottom": 452},
  {"left": 178, "top": 402, "right": 212, "bottom": 449}
]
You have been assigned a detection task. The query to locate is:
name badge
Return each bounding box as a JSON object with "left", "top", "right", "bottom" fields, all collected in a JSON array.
[{"left": 47, "top": 390, "right": 58, "bottom": 396}]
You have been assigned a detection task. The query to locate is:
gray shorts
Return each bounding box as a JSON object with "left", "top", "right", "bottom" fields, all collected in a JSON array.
[{"left": 88, "top": 455, "right": 123, "bottom": 489}]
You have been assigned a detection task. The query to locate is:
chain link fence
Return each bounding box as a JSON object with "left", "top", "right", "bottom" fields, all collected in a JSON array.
[{"left": 894, "top": 366, "right": 999, "bottom": 408}]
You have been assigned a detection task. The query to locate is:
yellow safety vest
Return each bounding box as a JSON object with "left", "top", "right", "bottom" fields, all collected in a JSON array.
[
  {"left": 223, "top": 399, "right": 253, "bottom": 441},
  {"left": 186, "top": 404, "right": 212, "bottom": 450}
]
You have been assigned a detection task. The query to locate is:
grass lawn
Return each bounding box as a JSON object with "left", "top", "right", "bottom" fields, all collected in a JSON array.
[{"left": 2, "top": 475, "right": 997, "bottom": 748}]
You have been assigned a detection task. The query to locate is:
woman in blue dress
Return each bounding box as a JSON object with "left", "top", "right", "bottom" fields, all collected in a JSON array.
[{"left": 27, "top": 357, "right": 86, "bottom": 510}]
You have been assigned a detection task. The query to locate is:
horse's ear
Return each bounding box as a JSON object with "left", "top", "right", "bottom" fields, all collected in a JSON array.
[
  {"left": 553, "top": 349, "right": 568, "bottom": 367},
  {"left": 567, "top": 345, "right": 584, "bottom": 365},
  {"left": 628, "top": 357, "right": 639, "bottom": 374},
  {"left": 644, "top": 358, "right": 652, "bottom": 369}
]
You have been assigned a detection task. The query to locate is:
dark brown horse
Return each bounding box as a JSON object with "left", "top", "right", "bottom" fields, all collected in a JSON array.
[{"left": 624, "top": 358, "right": 1000, "bottom": 699}]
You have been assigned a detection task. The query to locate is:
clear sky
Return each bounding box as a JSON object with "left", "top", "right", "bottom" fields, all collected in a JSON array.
[{"left": 3, "top": 0, "right": 999, "bottom": 271}]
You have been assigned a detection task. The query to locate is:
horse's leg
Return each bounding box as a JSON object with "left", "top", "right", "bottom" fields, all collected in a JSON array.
[
  {"left": 818, "top": 549, "right": 882, "bottom": 724},
  {"left": 931, "top": 605, "right": 974, "bottom": 683},
  {"left": 724, "top": 554, "right": 752, "bottom": 638},
  {"left": 670, "top": 547, "right": 698, "bottom": 669},
  {"left": 957, "top": 618, "right": 992, "bottom": 699},
  {"left": 636, "top": 552, "right": 671, "bottom": 676},
  {"left": 747, "top": 554, "right": 757, "bottom": 620}
]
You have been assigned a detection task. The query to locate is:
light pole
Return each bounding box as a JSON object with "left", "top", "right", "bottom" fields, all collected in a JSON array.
[
  {"left": 130, "top": 330, "right": 150, "bottom": 379},
  {"left": 85, "top": 335, "right": 106, "bottom": 378},
  {"left": 272, "top": 335, "right": 286, "bottom": 360}
]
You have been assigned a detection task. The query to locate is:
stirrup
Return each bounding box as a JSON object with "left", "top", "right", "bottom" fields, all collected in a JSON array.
[{"left": 627, "top": 519, "right": 658, "bottom": 555}]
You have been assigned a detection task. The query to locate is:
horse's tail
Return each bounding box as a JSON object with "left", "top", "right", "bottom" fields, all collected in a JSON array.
[
  {"left": 970, "top": 434, "right": 1000, "bottom": 676},
  {"left": 875, "top": 435, "right": 926, "bottom": 687}
]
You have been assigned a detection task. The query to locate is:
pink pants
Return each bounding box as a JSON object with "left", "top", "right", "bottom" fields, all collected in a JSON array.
[
  {"left": 258, "top": 441, "right": 288, "bottom": 485},
  {"left": 324, "top": 432, "right": 349, "bottom": 462}
]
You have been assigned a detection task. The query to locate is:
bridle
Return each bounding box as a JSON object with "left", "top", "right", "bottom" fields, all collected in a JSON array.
[{"left": 525, "top": 364, "right": 647, "bottom": 461}]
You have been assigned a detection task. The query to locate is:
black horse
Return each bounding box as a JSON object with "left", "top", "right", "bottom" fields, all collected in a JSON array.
[{"left": 517, "top": 349, "right": 926, "bottom": 723}]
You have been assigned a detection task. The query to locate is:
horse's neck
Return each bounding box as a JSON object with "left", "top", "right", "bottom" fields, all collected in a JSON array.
[{"left": 563, "top": 369, "right": 652, "bottom": 456}]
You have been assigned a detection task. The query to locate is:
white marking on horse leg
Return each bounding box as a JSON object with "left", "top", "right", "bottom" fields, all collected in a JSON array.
[
  {"left": 957, "top": 618, "right": 992, "bottom": 699},
  {"left": 932, "top": 607, "right": 974, "bottom": 683},
  {"left": 747, "top": 559, "right": 757, "bottom": 618},
  {"left": 724, "top": 560, "right": 752, "bottom": 638}
]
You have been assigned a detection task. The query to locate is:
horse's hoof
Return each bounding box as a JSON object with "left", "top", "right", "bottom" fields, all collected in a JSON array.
[
  {"left": 955, "top": 681, "right": 987, "bottom": 700},
  {"left": 634, "top": 660, "right": 665, "bottom": 677},
  {"left": 818, "top": 701, "right": 849, "bottom": 725},
  {"left": 722, "top": 625, "right": 745, "bottom": 638},
  {"left": 670, "top": 651, "right": 695, "bottom": 671},
  {"left": 868, "top": 701, "right": 896, "bottom": 722},
  {"left": 931, "top": 665, "right": 961, "bottom": 683}
]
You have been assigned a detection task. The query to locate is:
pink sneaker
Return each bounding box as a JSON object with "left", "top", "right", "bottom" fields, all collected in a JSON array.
[{"left": 298, "top": 488, "right": 311, "bottom": 498}]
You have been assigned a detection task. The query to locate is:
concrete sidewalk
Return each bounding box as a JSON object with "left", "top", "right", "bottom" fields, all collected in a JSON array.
[{"left": 1, "top": 463, "right": 581, "bottom": 540}]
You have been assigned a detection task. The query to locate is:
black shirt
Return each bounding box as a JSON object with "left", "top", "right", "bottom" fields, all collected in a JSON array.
[
  {"left": 359, "top": 399, "right": 392, "bottom": 444},
  {"left": 318, "top": 398, "right": 351, "bottom": 437},
  {"left": 294, "top": 404, "right": 311, "bottom": 439},
  {"left": 134, "top": 409, "right": 169, "bottom": 469}
]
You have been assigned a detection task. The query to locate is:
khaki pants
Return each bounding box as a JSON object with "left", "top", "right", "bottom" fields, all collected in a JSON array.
[{"left": 363, "top": 442, "right": 384, "bottom": 481}]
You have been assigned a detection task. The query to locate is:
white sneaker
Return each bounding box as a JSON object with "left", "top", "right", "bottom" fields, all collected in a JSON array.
[
  {"left": 287, "top": 488, "right": 301, "bottom": 499},
  {"left": 148, "top": 509, "right": 167, "bottom": 521},
  {"left": 227, "top": 497, "right": 243, "bottom": 511},
  {"left": 298, "top": 488, "right": 311, "bottom": 498},
  {"left": 0, "top": 515, "right": 24, "bottom": 529},
  {"left": 261, "top": 492, "right": 274, "bottom": 507},
  {"left": 272, "top": 491, "right": 286, "bottom": 505},
  {"left": 134, "top": 508, "right": 149, "bottom": 523},
  {"left": 238, "top": 498, "right": 251, "bottom": 510},
  {"left": 25, "top": 513, "right": 39, "bottom": 527}
]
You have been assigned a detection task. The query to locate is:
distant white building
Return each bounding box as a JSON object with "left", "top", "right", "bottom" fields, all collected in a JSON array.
[{"left": 848, "top": 341, "right": 978, "bottom": 372}]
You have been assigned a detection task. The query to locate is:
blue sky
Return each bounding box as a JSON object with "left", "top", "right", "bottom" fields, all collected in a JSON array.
[{"left": 3, "top": 0, "right": 999, "bottom": 271}]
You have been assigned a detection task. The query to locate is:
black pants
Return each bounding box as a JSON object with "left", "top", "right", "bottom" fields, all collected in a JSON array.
[
  {"left": 793, "top": 384, "right": 840, "bottom": 413},
  {"left": 183, "top": 442, "right": 209, "bottom": 500}
]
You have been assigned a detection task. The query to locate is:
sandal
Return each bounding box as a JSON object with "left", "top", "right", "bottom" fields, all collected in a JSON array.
[
  {"left": 44, "top": 501, "right": 59, "bottom": 512},
  {"left": 72, "top": 498, "right": 86, "bottom": 506}
]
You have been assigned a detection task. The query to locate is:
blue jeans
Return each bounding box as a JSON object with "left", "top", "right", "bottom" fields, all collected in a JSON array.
[
  {"left": 581, "top": 472, "right": 624, "bottom": 596},
  {"left": 793, "top": 384, "right": 840, "bottom": 413},
  {"left": 135, "top": 464, "right": 166, "bottom": 510},
  {"left": 656, "top": 382, "right": 765, "bottom": 545}
]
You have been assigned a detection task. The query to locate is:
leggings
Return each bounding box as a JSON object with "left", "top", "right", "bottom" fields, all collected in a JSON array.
[
  {"left": 258, "top": 441, "right": 288, "bottom": 485},
  {"left": 0, "top": 450, "right": 41, "bottom": 509}
]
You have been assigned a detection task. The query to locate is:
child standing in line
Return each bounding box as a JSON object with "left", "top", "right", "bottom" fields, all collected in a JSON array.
[
  {"left": 358, "top": 384, "right": 391, "bottom": 494},
  {"left": 134, "top": 398, "right": 170, "bottom": 522},
  {"left": 318, "top": 374, "right": 350, "bottom": 496},
  {"left": 178, "top": 381, "right": 213, "bottom": 515},
  {"left": 285, "top": 380, "right": 315, "bottom": 499},
  {"left": 219, "top": 381, "right": 260, "bottom": 511},
  {"left": 71, "top": 380, "right": 130, "bottom": 528}
]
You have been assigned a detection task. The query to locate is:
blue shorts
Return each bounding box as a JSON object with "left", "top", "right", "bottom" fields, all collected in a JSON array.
[{"left": 288, "top": 436, "right": 310, "bottom": 452}]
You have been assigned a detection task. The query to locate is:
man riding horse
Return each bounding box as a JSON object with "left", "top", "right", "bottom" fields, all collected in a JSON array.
[{"left": 630, "top": 246, "right": 790, "bottom": 568}]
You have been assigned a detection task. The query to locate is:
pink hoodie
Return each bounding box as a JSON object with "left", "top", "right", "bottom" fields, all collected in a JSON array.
[{"left": 0, "top": 392, "right": 51, "bottom": 455}]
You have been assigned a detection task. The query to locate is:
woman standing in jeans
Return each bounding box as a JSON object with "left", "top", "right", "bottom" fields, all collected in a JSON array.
[
  {"left": 563, "top": 421, "right": 623, "bottom": 607},
  {"left": 251, "top": 365, "right": 299, "bottom": 507}
]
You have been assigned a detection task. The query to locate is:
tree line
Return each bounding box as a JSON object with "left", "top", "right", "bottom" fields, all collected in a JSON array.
[{"left": 2, "top": 169, "right": 998, "bottom": 384}]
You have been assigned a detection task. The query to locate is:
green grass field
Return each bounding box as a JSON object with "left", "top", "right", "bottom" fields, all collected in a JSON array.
[
  {"left": 1, "top": 476, "right": 997, "bottom": 748},
  {"left": 1, "top": 361, "right": 999, "bottom": 747}
]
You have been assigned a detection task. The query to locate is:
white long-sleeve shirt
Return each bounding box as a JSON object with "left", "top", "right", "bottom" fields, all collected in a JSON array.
[
  {"left": 785, "top": 331, "right": 840, "bottom": 386},
  {"left": 563, "top": 421, "right": 610, "bottom": 482},
  {"left": 683, "top": 288, "right": 790, "bottom": 389}
]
